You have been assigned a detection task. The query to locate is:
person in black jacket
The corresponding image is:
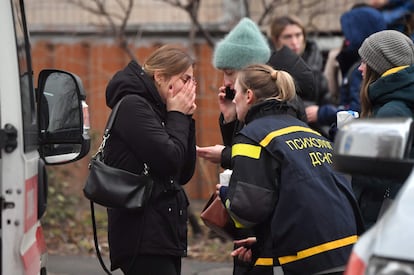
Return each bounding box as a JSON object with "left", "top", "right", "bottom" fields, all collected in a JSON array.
[
  {"left": 221, "top": 64, "right": 363, "bottom": 275},
  {"left": 104, "top": 45, "right": 197, "bottom": 275},
  {"left": 306, "top": 6, "right": 386, "bottom": 134}
]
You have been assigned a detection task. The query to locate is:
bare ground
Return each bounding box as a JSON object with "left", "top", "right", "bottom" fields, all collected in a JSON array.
[{"left": 44, "top": 199, "right": 234, "bottom": 263}]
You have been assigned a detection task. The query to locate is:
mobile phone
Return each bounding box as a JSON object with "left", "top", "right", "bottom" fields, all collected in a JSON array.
[{"left": 224, "top": 86, "right": 235, "bottom": 100}]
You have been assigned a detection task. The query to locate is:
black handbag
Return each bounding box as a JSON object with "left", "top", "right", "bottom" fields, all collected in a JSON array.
[
  {"left": 83, "top": 96, "right": 153, "bottom": 209},
  {"left": 83, "top": 97, "right": 153, "bottom": 275}
]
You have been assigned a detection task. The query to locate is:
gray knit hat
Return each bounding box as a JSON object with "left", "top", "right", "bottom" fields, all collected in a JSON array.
[
  {"left": 213, "top": 18, "right": 271, "bottom": 70},
  {"left": 359, "top": 30, "right": 414, "bottom": 75}
]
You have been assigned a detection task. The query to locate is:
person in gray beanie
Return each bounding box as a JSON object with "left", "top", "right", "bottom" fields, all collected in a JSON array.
[
  {"left": 358, "top": 29, "right": 414, "bottom": 117},
  {"left": 359, "top": 29, "right": 414, "bottom": 76},
  {"left": 352, "top": 29, "right": 414, "bottom": 230},
  {"left": 305, "top": 5, "right": 387, "bottom": 134}
]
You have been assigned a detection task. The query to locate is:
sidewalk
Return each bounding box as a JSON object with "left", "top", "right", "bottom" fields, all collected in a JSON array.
[{"left": 47, "top": 254, "right": 233, "bottom": 275}]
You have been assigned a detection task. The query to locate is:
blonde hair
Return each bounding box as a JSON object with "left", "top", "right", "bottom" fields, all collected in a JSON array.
[
  {"left": 360, "top": 64, "right": 380, "bottom": 118},
  {"left": 237, "top": 64, "right": 296, "bottom": 103},
  {"left": 143, "top": 45, "right": 195, "bottom": 80}
]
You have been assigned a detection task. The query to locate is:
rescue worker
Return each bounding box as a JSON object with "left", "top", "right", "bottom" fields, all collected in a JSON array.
[{"left": 219, "top": 64, "right": 364, "bottom": 275}]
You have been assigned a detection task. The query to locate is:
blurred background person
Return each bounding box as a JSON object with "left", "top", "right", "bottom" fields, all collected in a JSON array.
[
  {"left": 368, "top": 0, "right": 414, "bottom": 40},
  {"left": 325, "top": 1, "right": 414, "bottom": 106},
  {"left": 269, "top": 15, "right": 331, "bottom": 107},
  {"left": 306, "top": 5, "right": 386, "bottom": 139}
]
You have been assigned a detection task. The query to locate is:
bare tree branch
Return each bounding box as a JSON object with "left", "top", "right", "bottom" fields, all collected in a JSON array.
[
  {"left": 257, "top": 0, "right": 291, "bottom": 26},
  {"left": 160, "top": 0, "right": 215, "bottom": 48},
  {"left": 115, "top": 0, "right": 128, "bottom": 13},
  {"left": 66, "top": 0, "right": 336, "bottom": 57},
  {"left": 66, "top": 0, "right": 137, "bottom": 61},
  {"left": 299, "top": 0, "right": 323, "bottom": 10},
  {"left": 244, "top": 0, "right": 250, "bottom": 17},
  {"left": 67, "top": 0, "right": 125, "bottom": 21}
]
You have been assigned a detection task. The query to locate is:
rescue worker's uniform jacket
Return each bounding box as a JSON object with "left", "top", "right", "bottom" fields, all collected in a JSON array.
[{"left": 224, "top": 99, "right": 364, "bottom": 274}]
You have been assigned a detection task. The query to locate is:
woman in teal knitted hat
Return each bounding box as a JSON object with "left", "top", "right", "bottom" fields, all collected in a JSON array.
[
  {"left": 197, "top": 17, "right": 272, "bottom": 169},
  {"left": 213, "top": 17, "right": 272, "bottom": 143},
  {"left": 197, "top": 18, "right": 312, "bottom": 169},
  {"left": 353, "top": 29, "right": 414, "bottom": 229},
  {"left": 213, "top": 18, "right": 271, "bottom": 70},
  {"left": 201, "top": 17, "right": 274, "bottom": 275}
]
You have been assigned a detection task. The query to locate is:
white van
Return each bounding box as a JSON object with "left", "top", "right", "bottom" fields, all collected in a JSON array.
[{"left": 1, "top": 0, "right": 90, "bottom": 274}]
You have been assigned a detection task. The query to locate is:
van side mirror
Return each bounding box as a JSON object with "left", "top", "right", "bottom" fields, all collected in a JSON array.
[
  {"left": 37, "top": 69, "right": 90, "bottom": 164},
  {"left": 333, "top": 117, "right": 414, "bottom": 180}
]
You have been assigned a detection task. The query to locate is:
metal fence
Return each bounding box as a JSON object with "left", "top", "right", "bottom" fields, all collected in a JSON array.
[{"left": 25, "top": 0, "right": 362, "bottom": 34}]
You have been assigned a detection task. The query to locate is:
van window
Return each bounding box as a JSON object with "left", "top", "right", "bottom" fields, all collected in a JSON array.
[{"left": 12, "top": 0, "right": 38, "bottom": 152}]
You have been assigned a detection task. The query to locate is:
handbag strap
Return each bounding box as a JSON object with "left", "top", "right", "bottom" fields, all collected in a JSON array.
[
  {"left": 105, "top": 94, "right": 156, "bottom": 137},
  {"left": 93, "top": 95, "right": 132, "bottom": 158},
  {"left": 100, "top": 97, "right": 127, "bottom": 152},
  {"left": 103, "top": 96, "right": 128, "bottom": 136},
  {"left": 89, "top": 95, "right": 150, "bottom": 274},
  {"left": 91, "top": 201, "right": 112, "bottom": 275},
  {"left": 89, "top": 96, "right": 128, "bottom": 275},
  {"left": 96, "top": 95, "right": 151, "bottom": 175}
]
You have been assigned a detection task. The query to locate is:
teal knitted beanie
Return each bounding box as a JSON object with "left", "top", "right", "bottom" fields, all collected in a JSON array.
[
  {"left": 213, "top": 18, "right": 271, "bottom": 70},
  {"left": 359, "top": 30, "right": 414, "bottom": 75}
]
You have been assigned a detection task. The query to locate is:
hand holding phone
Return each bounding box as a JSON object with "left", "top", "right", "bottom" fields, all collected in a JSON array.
[{"left": 225, "top": 86, "right": 235, "bottom": 100}]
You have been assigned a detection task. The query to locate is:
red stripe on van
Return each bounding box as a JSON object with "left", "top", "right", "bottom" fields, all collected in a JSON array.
[
  {"left": 21, "top": 225, "right": 46, "bottom": 275},
  {"left": 24, "top": 175, "right": 38, "bottom": 233}
]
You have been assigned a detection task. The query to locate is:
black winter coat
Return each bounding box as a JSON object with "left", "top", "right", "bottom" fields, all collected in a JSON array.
[{"left": 104, "top": 61, "right": 196, "bottom": 271}]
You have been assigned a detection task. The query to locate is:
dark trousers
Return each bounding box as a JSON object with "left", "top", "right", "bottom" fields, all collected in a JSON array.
[
  {"left": 233, "top": 258, "right": 273, "bottom": 275},
  {"left": 121, "top": 255, "right": 181, "bottom": 275}
]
